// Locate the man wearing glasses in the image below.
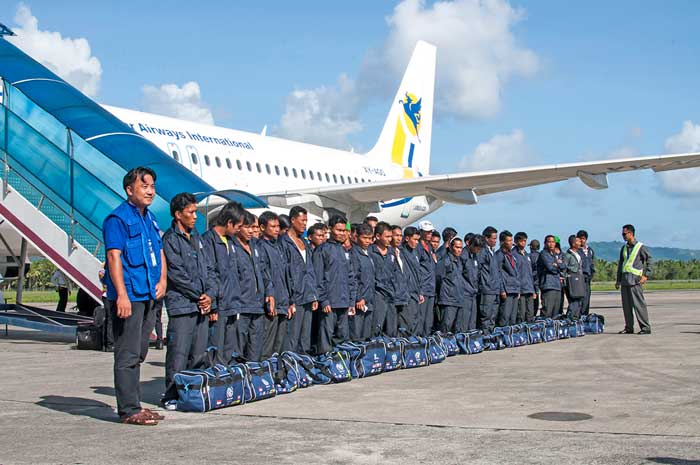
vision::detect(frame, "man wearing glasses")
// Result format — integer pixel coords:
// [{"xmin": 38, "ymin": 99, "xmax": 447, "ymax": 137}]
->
[{"xmin": 615, "ymin": 224, "xmax": 653, "ymax": 334}]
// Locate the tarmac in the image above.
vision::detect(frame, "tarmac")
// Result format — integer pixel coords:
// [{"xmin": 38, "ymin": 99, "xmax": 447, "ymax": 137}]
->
[{"xmin": 0, "ymin": 291, "xmax": 699, "ymax": 465}]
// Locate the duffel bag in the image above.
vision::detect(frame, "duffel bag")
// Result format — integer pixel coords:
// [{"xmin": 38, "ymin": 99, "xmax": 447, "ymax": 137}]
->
[
  {"xmin": 267, "ymin": 354, "xmax": 299, "ymax": 394},
  {"xmin": 337, "ymin": 340, "xmax": 386, "ymax": 378},
  {"xmin": 435, "ymin": 331, "xmax": 459, "ymax": 357},
  {"xmin": 512, "ymin": 324, "xmax": 529, "ymax": 347},
  {"xmin": 555, "ymin": 319, "xmax": 570, "ymax": 339},
  {"xmin": 399, "ymin": 336, "xmax": 429, "ymax": 368},
  {"xmin": 483, "ymin": 331, "xmax": 507, "ymax": 350},
  {"xmin": 241, "ymin": 361, "xmax": 277, "ymax": 402},
  {"xmin": 455, "ymin": 330, "xmax": 485, "ymax": 354},
  {"xmin": 568, "ymin": 319, "xmax": 586, "ymax": 338},
  {"xmin": 536, "ymin": 318, "xmax": 558, "ymax": 342},
  {"xmin": 493, "ymin": 326, "xmax": 514, "ymax": 348},
  {"xmin": 175, "ymin": 349, "xmax": 246, "ymax": 412},
  {"xmin": 526, "ymin": 321, "xmax": 545, "ymax": 344},
  {"xmin": 427, "ymin": 335, "xmax": 447, "ymax": 364},
  {"xmin": 583, "ymin": 313, "xmax": 605, "ymax": 334},
  {"xmin": 379, "ymin": 337, "xmax": 403, "ymax": 372},
  {"xmin": 310, "ymin": 352, "xmax": 352, "ymax": 384},
  {"xmin": 281, "ymin": 351, "xmax": 313, "ymax": 388}
]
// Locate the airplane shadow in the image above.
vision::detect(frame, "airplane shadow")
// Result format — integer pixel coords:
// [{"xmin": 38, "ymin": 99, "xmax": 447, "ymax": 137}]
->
[{"xmin": 647, "ymin": 458, "xmax": 700, "ymax": 465}]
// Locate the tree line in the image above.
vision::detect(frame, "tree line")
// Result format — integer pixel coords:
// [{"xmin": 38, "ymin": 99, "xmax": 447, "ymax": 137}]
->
[{"xmin": 592, "ymin": 259, "xmax": 700, "ymax": 282}]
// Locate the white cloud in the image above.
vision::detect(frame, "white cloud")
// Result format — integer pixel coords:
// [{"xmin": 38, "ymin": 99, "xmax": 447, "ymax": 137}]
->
[
  {"xmin": 141, "ymin": 82, "xmax": 215, "ymax": 125},
  {"xmin": 276, "ymin": 74, "xmax": 362, "ymax": 149},
  {"xmin": 658, "ymin": 121, "xmax": 700, "ymax": 195},
  {"xmin": 381, "ymin": 0, "xmax": 538, "ymax": 119},
  {"xmin": 459, "ymin": 129, "xmax": 534, "ymax": 171},
  {"xmin": 275, "ymin": 0, "xmax": 537, "ymax": 148},
  {"xmin": 8, "ymin": 4, "xmax": 102, "ymax": 97}
]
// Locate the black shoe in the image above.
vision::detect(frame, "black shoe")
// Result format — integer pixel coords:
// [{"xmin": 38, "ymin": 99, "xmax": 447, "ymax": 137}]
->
[
  {"xmin": 618, "ymin": 329, "xmax": 634, "ymax": 334},
  {"xmin": 103, "ymin": 344, "xmax": 114, "ymax": 352},
  {"xmin": 637, "ymin": 330, "xmax": 651, "ymax": 335},
  {"xmin": 155, "ymin": 339, "xmax": 164, "ymax": 350}
]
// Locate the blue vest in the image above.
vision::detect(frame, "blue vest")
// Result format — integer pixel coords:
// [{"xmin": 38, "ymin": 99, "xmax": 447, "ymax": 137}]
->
[{"xmin": 104, "ymin": 202, "xmax": 162, "ymax": 301}]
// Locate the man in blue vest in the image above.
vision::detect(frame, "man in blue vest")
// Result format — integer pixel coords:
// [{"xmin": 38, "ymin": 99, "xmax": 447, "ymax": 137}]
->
[
  {"xmin": 103, "ymin": 167, "xmax": 166, "ymax": 426},
  {"xmin": 160, "ymin": 192, "xmax": 216, "ymax": 411},
  {"xmin": 616, "ymin": 224, "xmax": 653, "ymax": 334}
]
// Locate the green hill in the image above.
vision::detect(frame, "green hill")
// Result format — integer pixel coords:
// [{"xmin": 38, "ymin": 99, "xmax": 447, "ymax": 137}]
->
[{"xmin": 589, "ymin": 241, "xmax": 700, "ymax": 262}]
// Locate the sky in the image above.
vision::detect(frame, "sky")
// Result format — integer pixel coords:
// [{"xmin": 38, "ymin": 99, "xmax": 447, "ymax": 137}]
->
[{"xmin": 4, "ymin": 1, "xmax": 700, "ymax": 248}]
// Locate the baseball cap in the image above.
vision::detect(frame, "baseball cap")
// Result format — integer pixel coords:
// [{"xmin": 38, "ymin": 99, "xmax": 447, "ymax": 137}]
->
[{"xmin": 419, "ymin": 220, "xmax": 435, "ymax": 232}]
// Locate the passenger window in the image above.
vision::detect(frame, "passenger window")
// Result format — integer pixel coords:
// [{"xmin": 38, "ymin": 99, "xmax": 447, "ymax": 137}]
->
[
  {"xmin": 284, "ymin": 167, "xmax": 289, "ymax": 177},
  {"xmin": 204, "ymin": 155, "xmax": 211, "ymax": 166},
  {"xmin": 226, "ymin": 158, "xmax": 232, "ymax": 169},
  {"xmin": 317, "ymin": 172, "xmax": 322, "ymax": 181},
  {"xmin": 340, "ymin": 175, "xmax": 346, "ymax": 184},
  {"xmin": 275, "ymin": 165, "xmax": 281, "ymax": 176},
  {"xmin": 215, "ymin": 157, "xmax": 221, "ymax": 168},
  {"xmin": 354, "ymin": 177, "xmax": 359, "ymax": 183},
  {"xmin": 309, "ymin": 171, "xmax": 314, "ymax": 180},
  {"xmin": 325, "ymin": 173, "xmax": 330, "ymax": 182},
  {"xmin": 292, "ymin": 168, "xmax": 298, "ymax": 178},
  {"xmin": 172, "ymin": 151, "xmax": 179, "ymax": 162},
  {"xmin": 256, "ymin": 162, "xmax": 262, "ymax": 173},
  {"xmin": 236, "ymin": 160, "xmax": 242, "ymax": 170},
  {"xmin": 301, "ymin": 169, "xmax": 306, "ymax": 179},
  {"xmin": 266, "ymin": 164, "xmax": 271, "ymax": 175},
  {"xmin": 191, "ymin": 153, "xmax": 198, "ymax": 165},
  {"xmin": 333, "ymin": 174, "xmax": 337, "ymax": 183},
  {"xmin": 246, "ymin": 161, "xmax": 252, "ymax": 171}
]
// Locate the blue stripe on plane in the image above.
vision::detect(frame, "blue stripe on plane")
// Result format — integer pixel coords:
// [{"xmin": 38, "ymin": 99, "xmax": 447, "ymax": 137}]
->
[
  {"xmin": 408, "ymin": 143, "xmax": 415, "ymax": 168},
  {"xmin": 381, "ymin": 197, "xmax": 413, "ymax": 208}
]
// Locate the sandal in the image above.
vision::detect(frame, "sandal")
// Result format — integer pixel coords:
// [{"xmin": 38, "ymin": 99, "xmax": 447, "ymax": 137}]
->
[
  {"xmin": 121, "ymin": 410, "xmax": 158, "ymax": 426},
  {"xmin": 142, "ymin": 408, "xmax": 165, "ymax": 421}
]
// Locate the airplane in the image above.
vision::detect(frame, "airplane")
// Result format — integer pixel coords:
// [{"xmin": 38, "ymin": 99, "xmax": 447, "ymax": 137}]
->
[{"xmin": 102, "ymin": 40, "xmax": 700, "ymax": 226}]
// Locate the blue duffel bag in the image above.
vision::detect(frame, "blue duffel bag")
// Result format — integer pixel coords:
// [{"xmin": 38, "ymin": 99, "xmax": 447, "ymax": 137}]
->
[
  {"xmin": 536, "ymin": 318, "xmax": 558, "ymax": 342},
  {"xmin": 434, "ymin": 331, "xmax": 459, "ymax": 357},
  {"xmin": 281, "ymin": 351, "xmax": 314, "ymax": 388},
  {"xmin": 483, "ymin": 331, "xmax": 507, "ymax": 350},
  {"xmin": 399, "ymin": 336, "xmax": 429, "ymax": 368},
  {"xmin": 455, "ymin": 330, "xmax": 485, "ymax": 354},
  {"xmin": 335, "ymin": 343, "xmax": 363, "ymax": 379},
  {"xmin": 526, "ymin": 321, "xmax": 545, "ymax": 344},
  {"xmin": 174, "ymin": 349, "xmax": 247, "ymax": 412},
  {"xmin": 583, "ymin": 313, "xmax": 605, "ymax": 334},
  {"xmin": 241, "ymin": 360, "xmax": 277, "ymax": 402},
  {"xmin": 377, "ymin": 337, "xmax": 402, "ymax": 372},
  {"xmin": 427, "ymin": 335, "xmax": 447, "ymax": 364},
  {"xmin": 493, "ymin": 326, "xmax": 515, "ymax": 348},
  {"xmin": 555, "ymin": 318, "xmax": 570, "ymax": 339},
  {"xmin": 341, "ymin": 340, "xmax": 386, "ymax": 378},
  {"xmin": 309, "ymin": 352, "xmax": 352, "ymax": 384},
  {"xmin": 568, "ymin": 319, "xmax": 586, "ymax": 337},
  {"xmin": 267, "ymin": 354, "xmax": 299, "ymax": 394},
  {"xmin": 514, "ymin": 324, "xmax": 530, "ymax": 346}
]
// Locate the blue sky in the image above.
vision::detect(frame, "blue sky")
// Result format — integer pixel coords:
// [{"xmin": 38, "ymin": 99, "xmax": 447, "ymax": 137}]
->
[{"xmin": 5, "ymin": 1, "xmax": 700, "ymax": 248}]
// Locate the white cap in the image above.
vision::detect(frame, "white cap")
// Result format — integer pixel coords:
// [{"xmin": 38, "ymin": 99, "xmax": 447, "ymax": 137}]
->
[{"xmin": 418, "ymin": 220, "xmax": 435, "ymax": 232}]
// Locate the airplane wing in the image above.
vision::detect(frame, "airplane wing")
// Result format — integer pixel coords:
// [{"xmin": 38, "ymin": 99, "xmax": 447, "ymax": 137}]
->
[{"xmin": 257, "ymin": 152, "xmax": 700, "ymax": 217}]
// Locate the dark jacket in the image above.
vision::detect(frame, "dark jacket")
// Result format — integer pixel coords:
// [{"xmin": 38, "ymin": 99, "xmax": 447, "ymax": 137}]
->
[
  {"xmin": 399, "ymin": 244, "xmax": 422, "ymax": 302},
  {"xmin": 163, "ymin": 224, "xmax": 217, "ymax": 317},
  {"xmin": 350, "ymin": 245, "xmax": 375, "ymax": 306},
  {"xmin": 313, "ymin": 239, "xmax": 356, "ymax": 309},
  {"xmin": 391, "ymin": 246, "xmax": 409, "ymax": 305},
  {"xmin": 538, "ymin": 250, "xmax": 566, "ymax": 291},
  {"xmin": 616, "ymin": 241, "xmax": 653, "ymax": 287},
  {"xmin": 460, "ymin": 249, "xmax": 479, "ymax": 297},
  {"xmin": 513, "ymin": 247, "xmax": 535, "ymax": 294},
  {"xmin": 418, "ymin": 241, "xmax": 437, "ymax": 297},
  {"xmin": 530, "ymin": 250, "xmax": 540, "ymax": 292},
  {"xmin": 201, "ymin": 229, "xmax": 239, "ymax": 317},
  {"xmin": 477, "ymin": 247, "xmax": 502, "ymax": 295},
  {"xmin": 232, "ymin": 236, "xmax": 274, "ymax": 314},
  {"xmin": 259, "ymin": 237, "xmax": 292, "ymax": 314},
  {"xmin": 436, "ymin": 252, "xmax": 465, "ymax": 306},
  {"xmin": 578, "ymin": 246, "xmax": 596, "ymax": 280},
  {"xmin": 279, "ymin": 233, "xmax": 318, "ymax": 306},
  {"xmin": 368, "ymin": 244, "xmax": 397, "ymax": 301},
  {"xmin": 494, "ymin": 248, "xmax": 520, "ymax": 294}
]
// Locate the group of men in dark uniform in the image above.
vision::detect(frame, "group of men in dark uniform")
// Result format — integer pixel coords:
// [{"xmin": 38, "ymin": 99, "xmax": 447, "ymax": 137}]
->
[{"xmin": 103, "ymin": 167, "xmax": 651, "ymax": 426}]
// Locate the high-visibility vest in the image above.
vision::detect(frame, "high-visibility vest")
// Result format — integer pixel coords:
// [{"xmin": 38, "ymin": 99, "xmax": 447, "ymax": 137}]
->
[{"xmin": 622, "ymin": 242, "xmax": 644, "ymax": 277}]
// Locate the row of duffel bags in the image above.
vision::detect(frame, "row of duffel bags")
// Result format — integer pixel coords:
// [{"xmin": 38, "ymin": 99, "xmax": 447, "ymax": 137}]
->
[{"xmin": 174, "ymin": 313, "xmax": 605, "ymax": 412}]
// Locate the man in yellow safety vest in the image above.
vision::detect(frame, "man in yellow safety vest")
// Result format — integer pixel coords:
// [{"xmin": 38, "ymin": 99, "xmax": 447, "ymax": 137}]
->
[{"xmin": 615, "ymin": 224, "xmax": 653, "ymax": 334}]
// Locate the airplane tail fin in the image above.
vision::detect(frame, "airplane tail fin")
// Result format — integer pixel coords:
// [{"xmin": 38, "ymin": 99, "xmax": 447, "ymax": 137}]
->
[{"xmin": 366, "ymin": 40, "xmax": 436, "ymax": 177}]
